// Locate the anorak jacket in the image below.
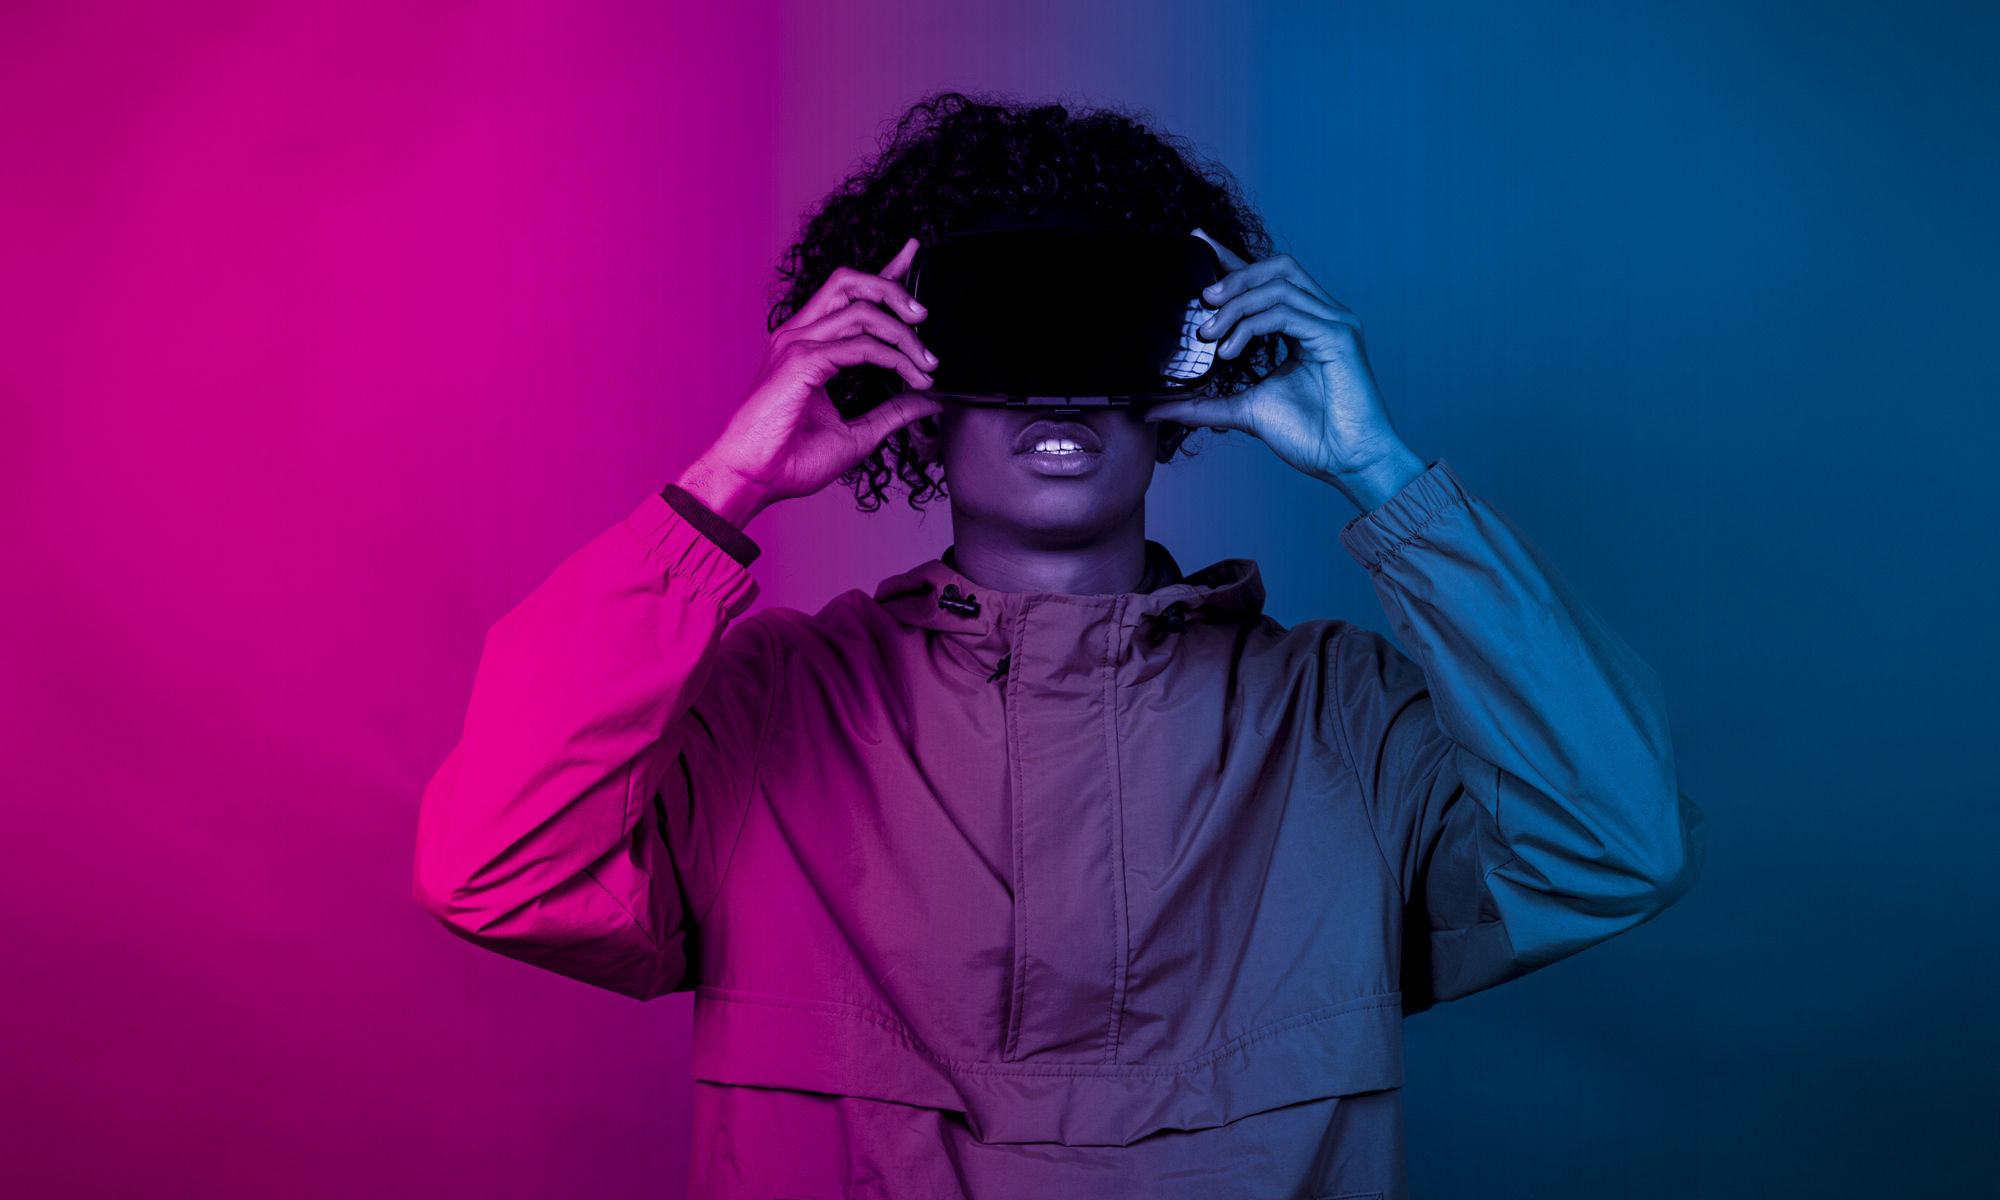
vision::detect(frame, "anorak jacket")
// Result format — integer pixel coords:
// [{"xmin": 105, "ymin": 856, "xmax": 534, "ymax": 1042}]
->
[{"xmin": 413, "ymin": 458, "xmax": 1707, "ymax": 1199}]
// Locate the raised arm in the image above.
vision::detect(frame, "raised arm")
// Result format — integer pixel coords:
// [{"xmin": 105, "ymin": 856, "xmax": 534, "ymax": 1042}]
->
[
  {"xmin": 412, "ymin": 233, "xmax": 946, "ymax": 999},
  {"xmin": 1327, "ymin": 459, "xmax": 1708, "ymax": 1014},
  {"xmin": 1143, "ymin": 233, "xmax": 1706, "ymax": 1015},
  {"xmin": 411, "ymin": 487, "xmax": 772, "ymax": 1000}
]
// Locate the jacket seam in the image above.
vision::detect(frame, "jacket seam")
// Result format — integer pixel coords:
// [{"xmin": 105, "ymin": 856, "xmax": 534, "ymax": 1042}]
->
[
  {"xmin": 580, "ymin": 760, "xmax": 658, "ymax": 951},
  {"xmin": 697, "ymin": 986, "xmax": 1401, "ymax": 1079},
  {"xmin": 1331, "ymin": 634, "xmax": 1529, "ymax": 937},
  {"xmin": 1002, "ymin": 601, "xmax": 1030, "ymax": 1060},
  {"xmin": 1328, "ymin": 628, "xmax": 1410, "ymax": 906},
  {"xmin": 1105, "ymin": 597, "xmax": 1129, "ymax": 1065},
  {"xmin": 694, "ymin": 615, "xmax": 781, "ymax": 928}
]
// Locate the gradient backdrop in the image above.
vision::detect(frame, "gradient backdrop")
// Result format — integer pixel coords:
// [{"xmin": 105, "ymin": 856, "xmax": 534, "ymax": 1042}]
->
[{"xmin": 5, "ymin": 1, "xmax": 1995, "ymax": 1196}]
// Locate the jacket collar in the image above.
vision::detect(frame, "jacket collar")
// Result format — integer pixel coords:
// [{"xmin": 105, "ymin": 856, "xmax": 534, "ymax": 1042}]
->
[{"xmin": 871, "ymin": 538, "xmax": 1267, "ymax": 642}]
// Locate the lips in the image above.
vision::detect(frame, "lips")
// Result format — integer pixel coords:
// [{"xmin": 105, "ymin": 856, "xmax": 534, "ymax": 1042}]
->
[{"xmin": 1013, "ymin": 419, "xmax": 1104, "ymax": 454}]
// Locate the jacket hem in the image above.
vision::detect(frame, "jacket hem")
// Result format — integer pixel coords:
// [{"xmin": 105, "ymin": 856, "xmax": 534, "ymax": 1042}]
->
[{"xmin": 689, "ymin": 984, "xmax": 1406, "ymax": 1146}]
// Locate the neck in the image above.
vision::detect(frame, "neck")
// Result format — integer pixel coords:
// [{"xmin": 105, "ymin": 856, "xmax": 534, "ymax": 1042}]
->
[{"xmin": 945, "ymin": 508, "xmax": 1152, "ymax": 596}]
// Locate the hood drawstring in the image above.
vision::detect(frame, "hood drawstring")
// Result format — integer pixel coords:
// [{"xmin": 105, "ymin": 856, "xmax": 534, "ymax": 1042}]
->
[
  {"xmin": 934, "ymin": 585, "xmax": 1008, "ymax": 683},
  {"xmin": 938, "ymin": 583, "xmax": 980, "ymax": 618}
]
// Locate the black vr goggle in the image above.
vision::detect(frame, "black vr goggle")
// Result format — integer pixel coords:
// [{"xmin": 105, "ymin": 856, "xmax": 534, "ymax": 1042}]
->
[{"xmin": 903, "ymin": 227, "xmax": 1225, "ymax": 411}]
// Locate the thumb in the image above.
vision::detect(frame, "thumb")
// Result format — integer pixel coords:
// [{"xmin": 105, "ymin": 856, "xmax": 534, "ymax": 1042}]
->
[
  {"xmin": 1143, "ymin": 393, "xmax": 1247, "ymax": 433},
  {"xmin": 852, "ymin": 392, "xmax": 946, "ymax": 451}
]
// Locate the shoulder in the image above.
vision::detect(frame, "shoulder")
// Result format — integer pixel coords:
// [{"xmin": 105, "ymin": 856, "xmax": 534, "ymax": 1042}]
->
[
  {"xmin": 1239, "ymin": 612, "xmax": 1391, "ymax": 670},
  {"xmin": 1235, "ymin": 615, "xmax": 1427, "ymax": 717},
  {"xmin": 748, "ymin": 588, "xmax": 895, "ymax": 647},
  {"xmin": 736, "ymin": 588, "xmax": 905, "ymax": 682}
]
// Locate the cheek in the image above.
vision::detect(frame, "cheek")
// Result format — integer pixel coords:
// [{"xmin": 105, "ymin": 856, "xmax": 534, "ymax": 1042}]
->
[{"xmin": 937, "ymin": 430, "xmax": 1009, "ymax": 482}]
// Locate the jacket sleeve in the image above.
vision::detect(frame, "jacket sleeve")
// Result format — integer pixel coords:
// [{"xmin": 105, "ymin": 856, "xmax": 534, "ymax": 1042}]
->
[
  {"xmin": 411, "ymin": 490, "xmax": 777, "ymax": 1001},
  {"xmin": 1326, "ymin": 459, "xmax": 1708, "ymax": 1015}
]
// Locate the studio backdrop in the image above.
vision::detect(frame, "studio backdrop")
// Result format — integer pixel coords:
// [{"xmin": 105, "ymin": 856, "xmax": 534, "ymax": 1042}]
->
[{"xmin": 3, "ymin": 1, "xmax": 1993, "ymax": 1197}]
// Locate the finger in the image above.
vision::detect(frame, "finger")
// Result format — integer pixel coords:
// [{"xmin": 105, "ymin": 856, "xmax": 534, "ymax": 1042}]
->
[
  {"xmin": 788, "ymin": 300, "xmax": 939, "ymax": 374},
  {"xmin": 1190, "ymin": 227, "xmax": 1251, "ymax": 272},
  {"xmin": 786, "ymin": 252, "xmax": 930, "ymax": 331},
  {"xmin": 879, "ymin": 235, "xmax": 921, "ymax": 281},
  {"xmin": 1140, "ymin": 391, "xmax": 1252, "ymax": 434},
  {"xmin": 1213, "ymin": 303, "xmax": 1329, "ymax": 361},
  {"xmin": 1201, "ymin": 250, "xmax": 1339, "ymax": 311},
  {"xmin": 789, "ymin": 263, "xmax": 928, "ymax": 330},
  {"xmin": 800, "ymin": 333, "xmax": 937, "ymax": 391},
  {"xmin": 850, "ymin": 390, "xmax": 946, "ymax": 452},
  {"xmin": 1197, "ymin": 278, "xmax": 1350, "ymax": 347}
]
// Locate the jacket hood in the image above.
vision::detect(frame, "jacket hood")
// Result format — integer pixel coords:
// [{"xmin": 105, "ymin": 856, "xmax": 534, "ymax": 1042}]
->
[{"xmin": 871, "ymin": 539, "xmax": 1268, "ymax": 672}]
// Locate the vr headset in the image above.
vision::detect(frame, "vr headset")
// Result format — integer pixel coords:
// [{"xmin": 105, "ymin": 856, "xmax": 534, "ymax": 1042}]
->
[{"xmin": 904, "ymin": 227, "xmax": 1225, "ymax": 411}]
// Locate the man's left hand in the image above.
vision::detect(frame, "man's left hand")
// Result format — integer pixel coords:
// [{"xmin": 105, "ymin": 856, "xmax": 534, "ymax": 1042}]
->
[{"xmin": 1144, "ymin": 229, "xmax": 1427, "ymax": 513}]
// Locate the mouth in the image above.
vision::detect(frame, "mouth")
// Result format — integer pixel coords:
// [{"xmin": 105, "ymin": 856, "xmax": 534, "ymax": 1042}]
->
[{"xmin": 1013, "ymin": 419, "xmax": 1105, "ymax": 457}]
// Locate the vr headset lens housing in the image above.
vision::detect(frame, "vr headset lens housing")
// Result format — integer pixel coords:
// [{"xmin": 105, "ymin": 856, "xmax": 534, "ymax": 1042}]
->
[{"xmin": 906, "ymin": 228, "xmax": 1225, "ymax": 407}]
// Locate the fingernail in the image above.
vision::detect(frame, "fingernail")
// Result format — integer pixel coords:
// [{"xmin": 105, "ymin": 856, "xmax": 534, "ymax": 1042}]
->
[
  {"xmin": 1203, "ymin": 283, "xmax": 1222, "ymax": 298},
  {"xmin": 923, "ymin": 349, "xmax": 938, "ymax": 365}
]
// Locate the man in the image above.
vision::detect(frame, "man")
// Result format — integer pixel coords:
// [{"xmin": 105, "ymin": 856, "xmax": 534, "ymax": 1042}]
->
[{"xmin": 414, "ymin": 93, "xmax": 1706, "ymax": 1199}]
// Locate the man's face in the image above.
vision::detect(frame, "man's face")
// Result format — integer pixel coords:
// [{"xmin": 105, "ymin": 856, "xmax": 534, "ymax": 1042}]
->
[
  {"xmin": 928, "ymin": 403, "xmax": 1169, "ymax": 543},
  {"xmin": 914, "ymin": 201, "xmax": 1179, "ymax": 543}
]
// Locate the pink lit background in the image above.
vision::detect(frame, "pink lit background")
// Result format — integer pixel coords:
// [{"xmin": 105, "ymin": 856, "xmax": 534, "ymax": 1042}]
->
[{"xmin": 7, "ymin": 2, "xmax": 1995, "ymax": 1196}]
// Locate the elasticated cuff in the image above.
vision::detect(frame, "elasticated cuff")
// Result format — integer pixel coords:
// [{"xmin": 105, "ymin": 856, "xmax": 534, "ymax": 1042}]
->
[
  {"xmin": 660, "ymin": 483, "xmax": 762, "ymax": 567},
  {"xmin": 1338, "ymin": 458, "xmax": 1471, "ymax": 571},
  {"xmin": 625, "ymin": 491, "xmax": 762, "ymax": 618}
]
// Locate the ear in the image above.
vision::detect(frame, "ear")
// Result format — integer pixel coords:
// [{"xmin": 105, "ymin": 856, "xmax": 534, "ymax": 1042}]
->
[{"xmin": 1154, "ymin": 419, "xmax": 1193, "ymax": 463}]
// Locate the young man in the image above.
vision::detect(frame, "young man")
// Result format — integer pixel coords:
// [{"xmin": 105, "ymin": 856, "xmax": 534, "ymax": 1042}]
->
[{"xmin": 413, "ymin": 94, "xmax": 1706, "ymax": 1199}]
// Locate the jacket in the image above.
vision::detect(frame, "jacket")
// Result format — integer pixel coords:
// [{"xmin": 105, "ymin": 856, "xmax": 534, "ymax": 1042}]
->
[{"xmin": 412, "ymin": 458, "xmax": 1708, "ymax": 1199}]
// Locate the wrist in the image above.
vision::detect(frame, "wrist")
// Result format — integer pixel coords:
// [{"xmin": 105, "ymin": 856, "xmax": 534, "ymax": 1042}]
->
[
  {"xmin": 674, "ymin": 454, "xmax": 772, "ymax": 530},
  {"xmin": 1324, "ymin": 442, "xmax": 1428, "ymax": 515}
]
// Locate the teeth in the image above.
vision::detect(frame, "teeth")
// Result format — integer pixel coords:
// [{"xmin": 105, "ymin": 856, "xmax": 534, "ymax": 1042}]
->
[{"xmin": 1031, "ymin": 439, "xmax": 1086, "ymax": 453}]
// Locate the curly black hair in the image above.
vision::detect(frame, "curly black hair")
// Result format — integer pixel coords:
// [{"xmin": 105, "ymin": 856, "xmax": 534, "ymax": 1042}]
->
[{"xmin": 768, "ymin": 90, "xmax": 1283, "ymax": 513}]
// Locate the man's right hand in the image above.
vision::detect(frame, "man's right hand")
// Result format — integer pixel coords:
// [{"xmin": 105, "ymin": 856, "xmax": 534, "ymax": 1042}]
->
[{"xmin": 676, "ymin": 236, "xmax": 945, "ymax": 529}]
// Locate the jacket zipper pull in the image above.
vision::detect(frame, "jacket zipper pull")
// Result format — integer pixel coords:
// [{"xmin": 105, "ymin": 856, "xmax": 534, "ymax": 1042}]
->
[{"xmin": 986, "ymin": 652, "xmax": 1010, "ymax": 683}]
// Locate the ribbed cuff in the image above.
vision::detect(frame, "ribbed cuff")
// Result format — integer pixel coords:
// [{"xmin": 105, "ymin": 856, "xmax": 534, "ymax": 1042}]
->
[
  {"xmin": 1338, "ymin": 458, "xmax": 1470, "ymax": 571},
  {"xmin": 625, "ymin": 491, "xmax": 762, "ymax": 618},
  {"xmin": 660, "ymin": 483, "xmax": 762, "ymax": 567}
]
